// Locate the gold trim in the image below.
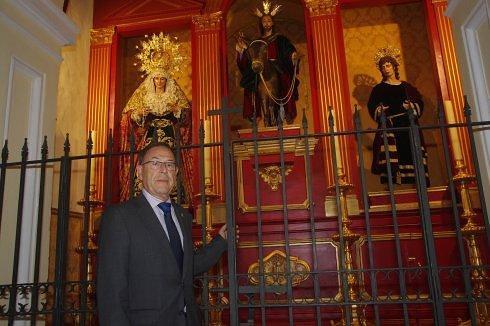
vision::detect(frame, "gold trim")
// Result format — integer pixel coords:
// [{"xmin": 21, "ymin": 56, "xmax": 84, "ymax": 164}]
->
[
  {"xmin": 90, "ymin": 27, "xmax": 114, "ymax": 45},
  {"xmin": 237, "ymin": 124, "xmax": 303, "ymax": 135},
  {"xmin": 236, "ymin": 158, "xmax": 309, "ymax": 212},
  {"xmin": 304, "ymin": 0, "xmax": 339, "ymax": 16},
  {"xmin": 258, "ymin": 165, "xmax": 293, "ymax": 191},
  {"xmin": 234, "ymin": 132, "xmax": 318, "ymax": 212},
  {"xmin": 238, "ymin": 238, "xmax": 336, "ymax": 249},
  {"xmin": 233, "ymin": 137, "xmax": 318, "ymax": 158},
  {"xmin": 367, "ymin": 200, "xmax": 451, "ymax": 213},
  {"xmin": 237, "ymin": 231, "xmax": 457, "ymax": 249},
  {"xmin": 247, "ymin": 250, "xmax": 310, "ymax": 288},
  {"xmin": 368, "ymin": 185, "xmax": 447, "ymax": 197},
  {"xmin": 192, "ymin": 12, "xmax": 223, "ymax": 31}
]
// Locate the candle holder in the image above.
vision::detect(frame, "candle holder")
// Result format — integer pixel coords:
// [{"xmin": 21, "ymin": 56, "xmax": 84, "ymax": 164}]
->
[
  {"xmin": 75, "ymin": 184, "xmax": 103, "ymax": 324},
  {"xmin": 452, "ymin": 161, "xmax": 489, "ymax": 325},
  {"xmin": 328, "ymin": 172, "xmax": 369, "ymax": 326},
  {"xmin": 194, "ymin": 177, "xmax": 224, "ymax": 325}
]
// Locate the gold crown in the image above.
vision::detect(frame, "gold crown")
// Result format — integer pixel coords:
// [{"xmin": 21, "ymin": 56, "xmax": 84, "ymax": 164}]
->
[
  {"xmin": 254, "ymin": 1, "xmax": 282, "ymax": 17},
  {"xmin": 135, "ymin": 32, "xmax": 185, "ymax": 77},
  {"xmin": 373, "ymin": 46, "xmax": 401, "ymax": 67}
]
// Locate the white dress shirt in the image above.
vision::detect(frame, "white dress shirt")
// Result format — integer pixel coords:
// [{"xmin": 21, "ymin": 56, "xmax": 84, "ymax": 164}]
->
[{"xmin": 142, "ymin": 189, "xmax": 184, "ymax": 248}]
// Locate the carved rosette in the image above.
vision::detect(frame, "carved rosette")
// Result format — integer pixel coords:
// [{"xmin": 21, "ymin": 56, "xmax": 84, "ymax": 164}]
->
[
  {"xmin": 248, "ymin": 250, "xmax": 310, "ymax": 288},
  {"xmin": 90, "ymin": 27, "xmax": 115, "ymax": 45},
  {"xmin": 258, "ymin": 165, "xmax": 293, "ymax": 191},
  {"xmin": 192, "ymin": 11, "xmax": 223, "ymax": 32},
  {"xmin": 304, "ymin": 0, "xmax": 339, "ymax": 16}
]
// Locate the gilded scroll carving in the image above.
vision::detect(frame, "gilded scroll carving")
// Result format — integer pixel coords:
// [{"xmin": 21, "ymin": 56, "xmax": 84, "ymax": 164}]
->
[
  {"xmin": 248, "ymin": 250, "xmax": 310, "ymax": 288},
  {"xmin": 192, "ymin": 12, "xmax": 223, "ymax": 31},
  {"xmin": 304, "ymin": 0, "xmax": 339, "ymax": 16},
  {"xmin": 90, "ymin": 27, "xmax": 115, "ymax": 45},
  {"xmin": 258, "ymin": 165, "xmax": 293, "ymax": 191}
]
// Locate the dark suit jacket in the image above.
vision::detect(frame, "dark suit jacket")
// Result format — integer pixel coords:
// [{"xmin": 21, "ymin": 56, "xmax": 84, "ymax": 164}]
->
[{"xmin": 97, "ymin": 195, "xmax": 227, "ymax": 326}]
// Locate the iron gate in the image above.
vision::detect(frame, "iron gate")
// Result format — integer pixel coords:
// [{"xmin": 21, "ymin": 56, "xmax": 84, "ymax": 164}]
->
[{"xmin": 0, "ymin": 98, "xmax": 489, "ymax": 325}]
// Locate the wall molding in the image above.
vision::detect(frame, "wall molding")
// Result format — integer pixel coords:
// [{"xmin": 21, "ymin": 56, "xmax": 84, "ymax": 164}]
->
[
  {"xmin": 0, "ymin": 11, "xmax": 62, "ymax": 62},
  {"xmin": 7, "ymin": 0, "xmax": 78, "ymax": 45},
  {"xmin": 445, "ymin": 0, "xmax": 463, "ymax": 17}
]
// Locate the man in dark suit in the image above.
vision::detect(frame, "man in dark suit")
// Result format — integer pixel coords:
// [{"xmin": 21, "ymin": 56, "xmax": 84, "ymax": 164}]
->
[{"xmin": 97, "ymin": 142, "xmax": 228, "ymax": 325}]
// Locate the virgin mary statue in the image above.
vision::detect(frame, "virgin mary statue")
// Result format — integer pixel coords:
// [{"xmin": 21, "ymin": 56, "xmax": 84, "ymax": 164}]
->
[{"xmin": 119, "ymin": 33, "xmax": 192, "ymax": 201}]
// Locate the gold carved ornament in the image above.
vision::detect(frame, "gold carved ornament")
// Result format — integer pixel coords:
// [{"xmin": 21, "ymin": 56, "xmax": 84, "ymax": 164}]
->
[
  {"xmin": 191, "ymin": 12, "xmax": 223, "ymax": 31},
  {"xmin": 258, "ymin": 165, "xmax": 293, "ymax": 191},
  {"xmin": 304, "ymin": 0, "xmax": 339, "ymax": 16},
  {"xmin": 248, "ymin": 250, "xmax": 310, "ymax": 288},
  {"xmin": 90, "ymin": 27, "xmax": 115, "ymax": 45}
]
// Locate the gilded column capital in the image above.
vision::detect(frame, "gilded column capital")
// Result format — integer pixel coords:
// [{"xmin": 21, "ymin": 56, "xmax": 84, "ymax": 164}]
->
[
  {"xmin": 304, "ymin": 0, "xmax": 339, "ymax": 16},
  {"xmin": 192, "ymin": 11, "xmax": 223, "ymax": 31},
  {"xmin": 90, "ymin": 27, "xmax": 115, "ymax": 45}
]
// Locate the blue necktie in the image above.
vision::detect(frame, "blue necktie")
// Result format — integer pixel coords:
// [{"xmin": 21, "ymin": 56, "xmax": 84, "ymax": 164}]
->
[{"xmin": 157, "ymin": 202, "xmax": 183, "ymax": 275}]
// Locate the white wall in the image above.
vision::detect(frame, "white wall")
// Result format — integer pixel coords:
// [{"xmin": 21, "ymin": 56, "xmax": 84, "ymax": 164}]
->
[
  {"xmin": 53, "ymin": 0, "xmax": 94, "ymax": 213},
  {"xmin": 0, "ymin": 0, "xmax": 77, "ymax": 298},
  {"xmin": 446, "ymin": 0, "xmax": 490, "ymax": 220}
]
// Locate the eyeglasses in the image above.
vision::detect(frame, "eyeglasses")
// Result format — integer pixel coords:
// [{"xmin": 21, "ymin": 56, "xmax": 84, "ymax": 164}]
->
[{"xmin": 142, "ymin": 160, "xmax": 177, "ymax": 171}]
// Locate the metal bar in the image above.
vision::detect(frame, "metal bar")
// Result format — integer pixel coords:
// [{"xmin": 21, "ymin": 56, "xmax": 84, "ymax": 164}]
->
[
  {"xmin": 251, "ymin": 115, "xmax": 267, "ymax": 324},
  {"xmin": 328, "ymin": 109, "xmax": 351, "ymax": 325},
  {"xmin": 0, "ymin": 140, "xmax": 8, "ymax": 237},
  {"xmin": 30, "ymin": 137, "xmax": 48, "ymax": 325},
  {"xmin": 79, "ymin": 132, "xmax": 94, "ymax": 326},
  {"xmin": 129, "ymin": 130, "xmax": 136, "ymax": 198},
  {"xmin": 8, "ymin": 139, "xmax": 29, "ymax": 325},
  {"xmin": 463, "ymin": 96, "xmax": 490, "ymax": 245},
  {"xmin": 379, "ymin": 110, "xmax": 409, "ymax": 325},
  {"xmin": 301, "ymin": 111, "xmax": 322, "ymax": 326},
  {"xmin": 53, "ymin": 135, "xmax": 72, "ymax": 326},
  {"xmin": 277, "ymin": 117, "xmax": 295, "ymax": 326},
  {"xmin": 104, "ymin": 129, "xmax": 114, "ymax": 205},
  {"xmin": 198, "ymin": 120, "xmax": 209, "ymax": 326},
  {"xmin": 219, "ymin": 100, "xmax": 239, "ymax": 326},
  {"xmin": 174, "ymin": 121, "xmax": 183, "ymax": 205},
  {"xmin": 438, "ymin": 106, "xmax": 477, "ymax": 325},
  {"xmin": 407, "ymin": 109, "xmax": 445, "ymax": 325},
  {"xmin": 354, "ymin": 108, "xmax": 380, "ymax": 325}
]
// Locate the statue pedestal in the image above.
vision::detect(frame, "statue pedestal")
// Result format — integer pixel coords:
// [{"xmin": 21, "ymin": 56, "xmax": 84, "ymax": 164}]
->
[{"xmin": 234, "ymin": 125, "xmax": 318, "ymax": 214}]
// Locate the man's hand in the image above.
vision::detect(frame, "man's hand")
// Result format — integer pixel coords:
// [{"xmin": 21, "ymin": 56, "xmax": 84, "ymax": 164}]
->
[{"xmin": 218, "ymin": 224, "xmax": 239, "ymax": 241}]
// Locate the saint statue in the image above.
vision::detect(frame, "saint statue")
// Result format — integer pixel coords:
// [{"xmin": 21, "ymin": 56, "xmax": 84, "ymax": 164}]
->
[
  {"xmin": 367, "ymin": 46, "xmax": 429, "ymax": 186},
  {"xmin": 120, "ymin": 33, "xmax": 191, "ymax": 201},
  {"xmin": 235, "ymin": 0, "xmax": 299, "ymax": 127}
]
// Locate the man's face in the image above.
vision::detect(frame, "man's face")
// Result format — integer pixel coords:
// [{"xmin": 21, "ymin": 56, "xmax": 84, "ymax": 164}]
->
[
  {"xmin": 381, "ymin": 62, "xmax": 394, "ymax": 78},
  {"xmin": 136, "ymin": 146, "xmax": 178, "ymax": 201},
  {"xmin": 261, "ymin": 15, "xmax": 273, "ymax": 33}
]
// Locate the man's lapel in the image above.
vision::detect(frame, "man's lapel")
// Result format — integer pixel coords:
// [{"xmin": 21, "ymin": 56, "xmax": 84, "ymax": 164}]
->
[
  {"xmin": 173, "ymin": 203, "xmax": 191, "ymax": 279},
  {"xmin": 135, "ymin": 195, "xmax": 179, "ymax": 272}
]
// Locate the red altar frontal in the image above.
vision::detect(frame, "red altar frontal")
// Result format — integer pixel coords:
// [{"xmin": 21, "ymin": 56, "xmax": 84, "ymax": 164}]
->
[{"xmin": 81, "ymin": 0, "xmax": 489, "ymax": 324}]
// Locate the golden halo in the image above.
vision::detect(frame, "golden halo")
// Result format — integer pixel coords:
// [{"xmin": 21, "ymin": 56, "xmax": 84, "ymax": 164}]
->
[
  {"xmin": 373, "ymin": 46, "xmax": 401, "ymax": 67},
  {"xmin": 135, "ymin": 32, "xmax": 185, "ymax": 77},
  {"xmin": 254, "ymin": 1, "xmax": 282, "ymax": 17}
]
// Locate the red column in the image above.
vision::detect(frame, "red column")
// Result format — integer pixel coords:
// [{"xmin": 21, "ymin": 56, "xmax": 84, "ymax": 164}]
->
[
  {"xmin": 425, "ymin": 0, "xmax": 472, "ymax": 171},
  {"xmin": 86, "ymin": 27, "xmax": 114, "ymax": 196},
  {"xmin": 304, "ymin": 0, "xmax": 358, "ymax": 189},
  {"xmin": 191, "ymin": 12, "xmax": 225, "ymax": 200}
]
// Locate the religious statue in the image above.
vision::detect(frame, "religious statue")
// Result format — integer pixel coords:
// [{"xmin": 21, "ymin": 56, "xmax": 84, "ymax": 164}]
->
[
  {"xmin": 235, "ymin": 0, "xmax": 299, "ymax": 127},
  {"xmin": 120, "ymin": 33, "xmax": 191, "ymax": 201},
  {"xmin": 367, "ymin": 46, "xmax": 429, "ymax": 186}
]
